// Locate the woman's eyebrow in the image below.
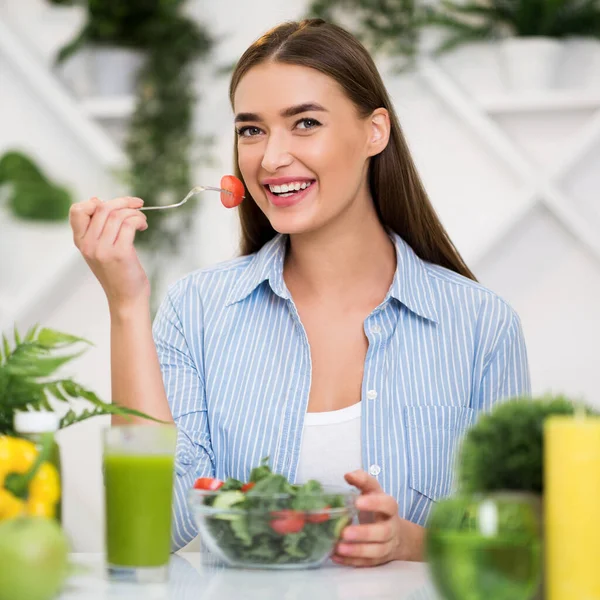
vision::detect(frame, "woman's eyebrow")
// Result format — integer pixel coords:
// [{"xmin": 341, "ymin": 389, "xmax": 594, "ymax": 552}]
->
[{"xmin": 234, "ymin": 102, "xmax": 328, "ymax": 123}]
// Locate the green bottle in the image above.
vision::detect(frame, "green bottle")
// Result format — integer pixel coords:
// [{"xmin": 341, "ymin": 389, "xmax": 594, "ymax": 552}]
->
[{"xmin": 13, "ymin": 411, "xmax": 62, "ymax": 523}]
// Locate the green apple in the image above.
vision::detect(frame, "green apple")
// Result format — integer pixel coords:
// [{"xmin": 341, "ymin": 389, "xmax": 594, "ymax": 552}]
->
[{"xmin": 0, "ymin": 517, "xmax": 69, "ymax": 600}]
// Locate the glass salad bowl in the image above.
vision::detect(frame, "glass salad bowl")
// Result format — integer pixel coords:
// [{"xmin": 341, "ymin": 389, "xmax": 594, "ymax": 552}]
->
[{"xmin": 188, "ymin": 476, "xmax": 358, "ymax": 570}]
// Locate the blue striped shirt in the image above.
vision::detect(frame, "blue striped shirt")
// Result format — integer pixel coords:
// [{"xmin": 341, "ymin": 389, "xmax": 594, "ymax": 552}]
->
[{"xmin": 153, "ymin": 232, "xmax": 531, "ymax": 550}]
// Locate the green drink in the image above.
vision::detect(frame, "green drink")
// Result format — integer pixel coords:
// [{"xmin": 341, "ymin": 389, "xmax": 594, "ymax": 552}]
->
[
  {"xmin": 426, "ymin": 493, "xmax": 542, "ymax": 600},
  {"xmin": 103, "ymin": 425, "xmax": 177, "ymax": 583},
  {"xmin": 428, "ymin": 531, "xmax": 541, "ymax": 600}
]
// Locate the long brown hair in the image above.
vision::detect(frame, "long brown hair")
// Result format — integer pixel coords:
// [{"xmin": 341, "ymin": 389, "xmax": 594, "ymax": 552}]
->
[{"xmin": 228, "ymin": 19, "xmax": 476, "ymax": 281}]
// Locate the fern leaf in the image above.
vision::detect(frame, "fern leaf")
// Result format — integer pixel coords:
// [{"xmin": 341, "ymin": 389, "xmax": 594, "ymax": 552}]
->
[
  {"xmin": 59, "ymin": 407, "xmax": 107, "ymax": 428},
  {"xmin": 3, "ymin": 350, "xmax": 86, "ymax": 378},
  {"xmin": 37, "ymin": 328, "xmax": 92, "ymax": 349},
  {"xmin": 24, "ymin": 324, "xmax": 39, "ymax": 343},
  {"xmin": 1, "ymin": 335, "xmax": 9, "ymax": 363}
]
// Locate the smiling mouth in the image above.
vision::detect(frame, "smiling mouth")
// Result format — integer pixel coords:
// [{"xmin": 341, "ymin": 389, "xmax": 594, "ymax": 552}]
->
[{"xmin": 264, "ymin": 180, "xmax": 316, "ymax": 198}]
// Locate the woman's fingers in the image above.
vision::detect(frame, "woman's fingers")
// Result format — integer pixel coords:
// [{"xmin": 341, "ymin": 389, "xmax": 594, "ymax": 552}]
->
[
  {"xmin": 341, "ymin": 520, "xmax": 394, "ymax": 544},
  {"xmin": 69, "ymin": 197, "xmax": 102, "ymax": 243},
  {"xmin": 332, "ymin": 554, "xmax": 386, "ymax": 568},
  {"xmin": 114, "ymin": 215, "xmax": 148, "ymax": 252},
  {"xmin": 68, "ymin": 196, "xmax": 150, "ymax": 305},
  {"xmin": 355, "ymin": 493, "xmax": 398, "ymax": 518},
  {"xmin": 345, "ymin": 470, "xmax": 383, "ymax": 494},
  {"xmin": 98, "ymin": 208, "xmax": 147, "ymax": 247},
  {"xmin": 335, "ymin": 540, "xmax": 395, "ymax": 560},
  {"xmin": 84, "ymin": 196, "xmax": 143, "ymax": 241}
]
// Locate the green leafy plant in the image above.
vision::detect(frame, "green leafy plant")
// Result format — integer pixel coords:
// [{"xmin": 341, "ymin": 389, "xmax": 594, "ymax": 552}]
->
[
  {"xmin": 124, "ymin": 14, "xmax": 213, "ymax": 258},
  {"xmin": 48, "ymin": 0, "xmax": 182, "ymax": 63},
  {"xmin": 0, "ymin": 325, "xmax": 161, "ymax": 435},
  {"xmin": 307, "ymin": 0, "xmax": 421, "ymax": 68},
  {"xmin": 424, "ymin": 0, "xmax": 600, "ymax": 55},
  {"xmin": 458, "ymin": 395, "xmax": 595, "ymax": 495},
  {"xmin": 0, "ymin": 151, "xmax": 71, "ymax": 221},
  {"xmin": 49, "ymin": 0, "xmax": 214, "ymax": 303},
  {"xmin": 196, "ymin": 461, "xmax": 355, "ymax": 566}
]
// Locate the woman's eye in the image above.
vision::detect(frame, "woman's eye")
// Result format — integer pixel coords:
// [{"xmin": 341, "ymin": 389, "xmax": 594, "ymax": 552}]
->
[
  {"xmin": 296, "ymin": 118, "xmax": 321, "ymax": 130},
  {"xmin": 236, "ymin": 126, "xmax": 262, "ymax": 137}
]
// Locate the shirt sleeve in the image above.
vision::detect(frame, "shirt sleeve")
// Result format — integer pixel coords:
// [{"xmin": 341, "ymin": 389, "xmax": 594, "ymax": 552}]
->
[
  {"xmin": 152, "ymin": 281, "xmax": 215, "ymax": 551},
  {"xmin": 472, "ymin": 309, "xmax": 531, "ymax": 413}
]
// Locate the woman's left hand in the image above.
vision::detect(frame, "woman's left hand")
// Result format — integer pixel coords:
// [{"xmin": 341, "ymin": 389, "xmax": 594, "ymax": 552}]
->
[{"xmin": 332, "ymin": 470, "xmax": 425, "ymax": 567}]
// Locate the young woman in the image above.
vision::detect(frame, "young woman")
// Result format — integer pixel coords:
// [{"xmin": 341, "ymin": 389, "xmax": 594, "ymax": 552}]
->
[{"xmin": 69, "ymin": 19, "xmax": 530, "ymax": 566}]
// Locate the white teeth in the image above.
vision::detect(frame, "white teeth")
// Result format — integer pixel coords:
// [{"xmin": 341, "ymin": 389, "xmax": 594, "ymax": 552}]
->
[{"xmin": 268, "ymin": 181, "xmax": 312, "ymax": 194}]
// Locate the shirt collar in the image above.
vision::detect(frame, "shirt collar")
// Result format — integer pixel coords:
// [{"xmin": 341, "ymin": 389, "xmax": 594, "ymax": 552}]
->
[
  {"xmin": 225, "ymin": 234, "xmax": 290, "ymax": 306},
  {"xmin": 387, "ymin": 232, "xmax": 439, "ymax": 323},
  {"xmin": 225, "ymin": 231, "xmax": 439, "ymax": 323}
]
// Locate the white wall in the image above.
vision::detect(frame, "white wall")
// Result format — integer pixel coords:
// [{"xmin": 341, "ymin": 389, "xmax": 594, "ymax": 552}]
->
[{"xmin": 2, "ymin": 0, "xmax": 599, "ymax": 551}]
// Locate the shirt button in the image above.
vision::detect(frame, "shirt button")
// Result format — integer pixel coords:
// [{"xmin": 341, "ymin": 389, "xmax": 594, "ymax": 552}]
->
[
  {"xmin": 370, "ymin": 324, "xmax": 382, "ymax": 334},
  {"xmin": 369, "ymin": 464, "xmax": 381, "ymax": 477},
  {"xmin": 366, "ymin": 389, "xmax": 378, "ymax": 400}
]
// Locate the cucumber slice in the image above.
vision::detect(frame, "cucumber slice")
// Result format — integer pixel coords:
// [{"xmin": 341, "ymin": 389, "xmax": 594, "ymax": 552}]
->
[{"xmin": 212, "ymin": 490, "xmax": 245, "ymax": 521}]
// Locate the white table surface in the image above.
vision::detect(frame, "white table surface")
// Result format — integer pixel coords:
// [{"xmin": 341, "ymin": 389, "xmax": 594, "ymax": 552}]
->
[{"xmin": 59, "ymin": 553, "xmax": 440, "ymax": 600}]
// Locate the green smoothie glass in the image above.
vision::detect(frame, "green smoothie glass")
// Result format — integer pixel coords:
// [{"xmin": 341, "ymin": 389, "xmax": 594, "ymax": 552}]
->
[{"xmin": 103, "ymin": 425, "xmax": 177, "ymax": 582}]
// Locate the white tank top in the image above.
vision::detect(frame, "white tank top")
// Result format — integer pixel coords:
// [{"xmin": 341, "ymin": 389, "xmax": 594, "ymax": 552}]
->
[{"xmin": 295, "ymin": 402, "xmax": 362, "ymax": 487}]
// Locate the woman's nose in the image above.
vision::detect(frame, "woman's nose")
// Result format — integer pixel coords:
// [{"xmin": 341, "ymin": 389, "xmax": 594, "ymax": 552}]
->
[{"xmin": 261, "ymin": 133, "xmax": 293, "ymax": 173}]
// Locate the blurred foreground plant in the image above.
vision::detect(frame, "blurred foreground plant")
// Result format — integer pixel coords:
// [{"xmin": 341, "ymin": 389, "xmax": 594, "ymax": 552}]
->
[
  {"xmin": 458, "ymin": 394, "xmax": 595, "ymax": 495},
  {"xmin": 0, "ymin": 325, "xmax": 162, "ymax": 435}
]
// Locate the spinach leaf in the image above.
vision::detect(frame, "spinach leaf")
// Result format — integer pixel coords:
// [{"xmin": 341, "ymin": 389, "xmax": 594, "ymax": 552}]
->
[
  {"xmin": 230, "ymin": 516, "xmax": 252, "ymax": 547},
  {"xmin": 221, "ymin": 478, "xmax": 244, "ymax": 491},
  {"xmin": 283, "ymin": 532, "xmax": 307, "ymax": 558},
  {"xmin": 292, "ymin": 479, "xmax": 328, "ymax": 511}
]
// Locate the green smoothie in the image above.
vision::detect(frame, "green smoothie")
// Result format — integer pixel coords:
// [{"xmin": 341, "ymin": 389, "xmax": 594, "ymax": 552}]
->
[
  {"xmin": 104, "ymin": 453, "xmax": 174, "ymax": 567},
  {"xmin": 427, "ymin": 531, "xmax": 541, "ymax": 600}
]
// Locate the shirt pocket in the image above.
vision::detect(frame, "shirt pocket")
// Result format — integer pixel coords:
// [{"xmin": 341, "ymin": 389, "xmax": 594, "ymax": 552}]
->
[{"xmin": 404, "ymin": 405, "xmax": 476, "ymax": 502}]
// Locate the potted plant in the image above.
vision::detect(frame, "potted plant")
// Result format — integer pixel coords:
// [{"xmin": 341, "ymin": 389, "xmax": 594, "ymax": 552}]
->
[
  {"xmin": 422, "ymin": 0, "xmax": 600, "ymax": 90},
  {"xmin": 426, "ymin": 395, "xmax": 594, "ymax": 600},
  {"xmin": 307, "ymin": 0, "xmax": 421, "ymax": 71},
  {"xmin": 47, "ymin": 0, "xmax": 214, "ymax": 309},
  {"xmin": 48, "ymin": 0, "xmax": 166, "ymax": 96}
]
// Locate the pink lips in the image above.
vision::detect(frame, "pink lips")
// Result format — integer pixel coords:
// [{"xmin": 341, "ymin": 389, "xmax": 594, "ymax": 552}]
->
[{"xmin": 265, "ymin": 181, "xmax": 315, "ymax": 208}]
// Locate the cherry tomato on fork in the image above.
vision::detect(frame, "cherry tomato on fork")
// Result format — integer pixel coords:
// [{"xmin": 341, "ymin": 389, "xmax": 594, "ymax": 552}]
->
[
  {"xmin": 193, "ymin": 477, "xmax": 224, "ymax": 491},
  {"xmin": 220, "ymin": 175, "xmax": 245, "ymax": 208}
]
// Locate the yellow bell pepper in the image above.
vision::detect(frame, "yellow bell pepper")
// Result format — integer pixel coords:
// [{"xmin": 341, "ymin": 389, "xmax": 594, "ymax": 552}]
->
[{"xmin": 0, "ymin": 434, "xmax": 60, "ymax": 520}]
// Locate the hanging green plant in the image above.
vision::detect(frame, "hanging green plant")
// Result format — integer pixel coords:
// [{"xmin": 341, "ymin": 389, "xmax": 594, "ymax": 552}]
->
[
  {"xmin": 306, "ymin": 0, "xmax": 421, "ymax": 69},
  {"xmin": 49, "ymin": 0, "xmax": 214, "ymax": 303},
  {"xmin": 124, "ymin": 14, "xmax": 213, "ymax": 255},
  {"xmin": 0, "ymin": 151, "xmax": 72, "ymax": 222},
  {"xmin": 422, "ymin": 0, "xmax": 600, "ymax": 55}
]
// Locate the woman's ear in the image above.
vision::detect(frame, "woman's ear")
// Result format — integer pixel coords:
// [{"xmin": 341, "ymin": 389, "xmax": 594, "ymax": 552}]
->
[{"xmin": 366, "ymin": 108, "xmax": 391, "ymax": 157}]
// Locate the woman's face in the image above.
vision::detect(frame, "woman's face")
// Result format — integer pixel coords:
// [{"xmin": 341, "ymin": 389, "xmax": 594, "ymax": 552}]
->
[{"xmin": 233, "ymin": 62, "xmax": 389, "ymax": 236}]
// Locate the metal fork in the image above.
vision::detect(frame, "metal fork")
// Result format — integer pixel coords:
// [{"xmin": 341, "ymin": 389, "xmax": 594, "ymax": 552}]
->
[{"xmin": 138, "ymin": 185, "xmax": 242, "ymax": 211}]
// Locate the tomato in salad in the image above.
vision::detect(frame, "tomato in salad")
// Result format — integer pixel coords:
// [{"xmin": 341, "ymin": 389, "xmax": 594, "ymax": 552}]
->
[
  {"xmin": 193, "ymin": 477, "xmax": 224, "ymax": 491},
  {"xmin": 270, "ymin": 510, "xmax": 305, "ymax": 535}
]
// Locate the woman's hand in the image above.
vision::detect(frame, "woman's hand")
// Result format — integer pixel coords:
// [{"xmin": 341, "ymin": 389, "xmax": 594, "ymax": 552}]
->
[
  {"xmin": 69, "ymin": 196, "xmax": 150, "ymax": 311},
  {"xmin": 333, "ymin": 470, "xmax": 426, "ymax": 567}
]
